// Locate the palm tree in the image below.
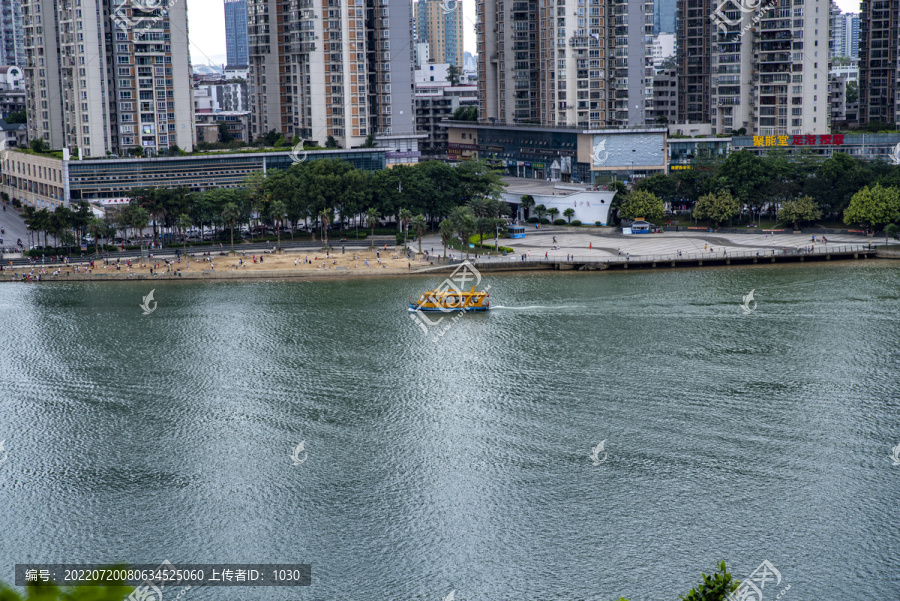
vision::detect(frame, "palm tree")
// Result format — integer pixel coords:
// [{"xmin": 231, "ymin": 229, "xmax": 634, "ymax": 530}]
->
[
  {"xmin": 563, "ymin": 208, "xmax": 575, "ymax": 223},
  {"xmin": 439, "ymin": 218, "xmax": 454, "ymax": 259},
  {"xmin": 270, "ymin": 200, "xmax": 286, "ymax": 249},
  {"xmin": 87, "ymin": 217, "xmax": 105, "ymax": 256},
  {"xmin": 177, "ymin": 213, "xmax": 191, "ymax": 251},
  {"xmin": 519, "ymin": 194, "xmax": 535, "ymax": 221},
  {"xmin": 365, "ymin": 208, "xmax": 380, "ymax": 248},
  {"xmin": 548, "ymin": 207, "xmax": 559, "ymax": 222},
  {"xmin": 449, "ymin": 206, "xmax": 476, "ymax": 260},
  {"xmin": 130, "ymin": 206, "xmax": 149, "ymax": 245},
  {"xmin": 318, "ymin": 208, "xmax": 332, "ymax": 248},
  {"xmin": 534, "ymin": 204, "xmax": 547, "ymax": 222},
  {"xmin": 411, "ymin": 214, "xmax": 428, "ymax": 254},
  {"xmin": 222, "ymin": 202, "xmax": 240, "ymax": 252},
  {"xmin": 399, "ymin": 208, "xmax": 413, "ymax": 247}
]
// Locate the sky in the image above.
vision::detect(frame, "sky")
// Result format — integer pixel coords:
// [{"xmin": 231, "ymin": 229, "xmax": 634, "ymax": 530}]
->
[{"xmin": 184, "ymin": 0, "xmax": 859, "ymax": 66}]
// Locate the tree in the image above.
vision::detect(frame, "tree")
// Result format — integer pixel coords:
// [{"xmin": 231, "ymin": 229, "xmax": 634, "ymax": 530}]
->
[
  {"xmin": 318, "ymin": 208, "xmax": 332, "ymax": 248},
  {"xmin": 846, "ymin": 80, "xmax": 859, "ymax": 104},
  {"xmin": 883, "ymin": 223, "xmax": 899, "ymax": 246},
  {"xmin": 447, "ymin": 64, "xmax": 461, "ymax": 86},
  {"xmin": 366, "ymin": 207, "xmax": 380, "ymax": 248},
  {"xmin": 844, "ymin": 184, "xmax": 900, "ymax": 231},
  {"xmin": 221, "ymin": 202, "xmax": 240, "ymax": 252},
  {"xmin": 439, "ymin": 218, "xmax": 454, "ymax": 258},
  {"xmin": 29, "ymin": 138, "xmax": 48, "ymax": 153},
  {"xmin": 637, "ymin": 173, "xmax": 678, "ymax": 202},
  {"xmin": 680, "ymin": 561, "xmax": 739, "ymax": 601},
  {"xmin": 325, "ymin": 135, "xmax": 339, "ymax": 149},
  {"xmin": 450, "ymin": 105, "xmax": 477, "ymax": 121},
  {"xmin": 362, "ymin": 134, "xmax": 376, "ymax": 148},
  {"xmin": 693, "ymin": 189, "xmax": 740, "ymax": 227},
  {"xmin": 87, "ymin": 217, "xmax": 106, "ymax": 256},
  {"xmin": 6, "ymin": 109, "xmax": 26, "ymax": 124},
  {"xmin": 618, "ymin": 189, "xmax": 664, "ymax": 222},
  {"xmin": 779, "ymin": 195, "xmax": 822, "ymax": 230},
  {"xmin": 447, "ymin": 206, "xmax": 476, "ymax": 259},
  {"xmin": 269, "ymin": 199, "xmax": 286, "ymax": 249},
  {"xmin": 411, "ymin": 214, "xmax": 428, "ymax": 254},
  {"xmin": 547, "ymin": 207, "xmax": 560, "ymax": 222},
  {"xmin": 218, "ymin": 122, "xmax": 234, "ymax": 143},
  {"xmin": 563, "ymin": 208, "xmax": 575, "ymax": 223},
  {"xmin": 399, "ymin": 208, "xmax": 413, "ymax": 246},
  {"xmin": 177, "ymin": 213, "xmax": 192, "ymax": 250},
  {"xmin": 534, "ymin": 204, "xmax": 547, "ymax": 222}
]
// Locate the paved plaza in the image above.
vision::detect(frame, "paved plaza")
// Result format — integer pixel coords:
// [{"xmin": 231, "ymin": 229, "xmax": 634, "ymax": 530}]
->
[{"xmin": 420, "ymin": 227, "xmax": 880, "ymax": 262}]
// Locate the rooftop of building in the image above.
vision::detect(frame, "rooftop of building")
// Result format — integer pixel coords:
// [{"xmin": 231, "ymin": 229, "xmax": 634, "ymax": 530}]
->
[
  {"xmin": 441, "ymin": 120, "xmax": 669, "ymax": 135},
  {"xmin": 501, "ymin": 177, "xmax": 610, "ymax": 197}
]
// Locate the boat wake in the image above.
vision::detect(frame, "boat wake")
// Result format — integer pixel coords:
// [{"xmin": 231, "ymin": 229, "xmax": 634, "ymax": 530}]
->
[{"xmin": 492, "ymin": 305, "xmax": 578, "ymax": 310}]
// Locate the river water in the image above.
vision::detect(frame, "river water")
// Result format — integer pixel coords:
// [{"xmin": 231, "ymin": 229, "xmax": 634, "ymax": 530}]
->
[{"xmin": 1, "ymin": 262, "xmax": 899, "ymax": 601}]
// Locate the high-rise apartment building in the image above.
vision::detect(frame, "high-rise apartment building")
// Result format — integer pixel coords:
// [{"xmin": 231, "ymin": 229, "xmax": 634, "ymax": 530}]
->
[
  {"xmin": 0, "ymin": 0, "xmax": 24, "ymax": 67},
  {"xmin": 831, "ymin": 10, "xmax": 859, "ymax": 58},
  {"xmin": 675, "ymin": 0, "xmax": 713, "ymax": 124},
  {"xmin": 858, "ymin": 0, "xmax": 898, "ymax": 127},
  {"xmin": 679, "ymin": 0, "xmax": 831, "ymax": 135},
  {"xmin": 654, "ymin": 0, "xmax": 677, "ymax": 33},
  {"xmin": 247, "ymin": 0, "xmax": 418, "ymax": 149},
  {"xmin": 477, "ymin": 0, "xmax": 653, "ymax": 128},
  {"xmin": 225, "ymin": 0, "xmax": 250, "ymax": 67},
  {"xmin": 21, "ymin": 0, "xmax": 195, "ymax": 155},
  {"xmin": 415, "ymin": 0, "xmax": 463, "ymax": 68}
]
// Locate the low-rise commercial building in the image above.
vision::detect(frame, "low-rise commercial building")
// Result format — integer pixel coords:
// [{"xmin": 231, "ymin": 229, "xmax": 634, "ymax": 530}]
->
[
  {"xmin": 731, "ymin": 132, "xmax": 900, "ymax": 161},
  {"xmin": 0, "ymin": 148, "xmax": 387, "ymax": 210},
  {"xmin": 444, "ymin": 122, "xmax": 668, "ymax": 184}
]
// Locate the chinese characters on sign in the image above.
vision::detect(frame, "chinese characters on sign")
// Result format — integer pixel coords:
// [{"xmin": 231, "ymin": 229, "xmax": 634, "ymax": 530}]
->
[{"xmin": 752, "ymin": 134, "xmax": 845, "ymax": 147}]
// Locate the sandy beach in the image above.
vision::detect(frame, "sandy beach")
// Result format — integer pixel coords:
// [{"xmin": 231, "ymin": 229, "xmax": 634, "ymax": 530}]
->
[{"xmin": 3, "ymin": 247, "xmax": 445, "ymax": 281}]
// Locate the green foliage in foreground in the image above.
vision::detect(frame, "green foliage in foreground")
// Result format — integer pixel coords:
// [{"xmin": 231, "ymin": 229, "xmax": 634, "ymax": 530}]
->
[
  {"xmin": 680, "ymin": 561, "xmax": 740, "ymax": 601},
  {"xmin": 0, "ymin": 580, "xmax": 133, "ymax": 601}
]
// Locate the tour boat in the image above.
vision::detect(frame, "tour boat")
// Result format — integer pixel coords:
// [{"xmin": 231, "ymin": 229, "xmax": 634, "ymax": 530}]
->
[{"xmin": 409, "ymin": 286, "xmax": 491, "ymax": 312}]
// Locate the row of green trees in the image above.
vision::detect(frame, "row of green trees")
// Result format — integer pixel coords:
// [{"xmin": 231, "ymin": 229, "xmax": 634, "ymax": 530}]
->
[
  {"xmin": 627, "ymin": 149, "xmax": 900, "ymax": 232},
  {"xmin": 20, "ymin": 159, "xmax": 509, "ymax": 253}
]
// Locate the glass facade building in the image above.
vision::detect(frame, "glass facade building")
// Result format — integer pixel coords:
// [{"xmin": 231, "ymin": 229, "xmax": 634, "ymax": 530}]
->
[{"xmin": 224, "ymin": 0, "xmax": 249, "ymax": 67}]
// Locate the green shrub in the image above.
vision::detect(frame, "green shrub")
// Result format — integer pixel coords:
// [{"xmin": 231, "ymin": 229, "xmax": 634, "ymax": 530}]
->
[
  {"xmin": 680, "ymin": 561, "xmax": 739, "ymax": 601},
  {"xmin": 553, "ymin": 219, "xmax": 567, "ymax": 225},
  {"xmin": 595, "ymin": 221, "xmax": 603, "ymax": 226},
  {"xmin": 571, "ymin": 220, "xmax": 582, "ymax": 226},
  {"xmin": 526, "ymin": 217, "xmax": 539, "ymax": 223},
  {"xmin": 395, "ymin": 232, "xmax": 405, "ymax": 245},
  {"xmin": 540, "ymin": 218, "xmax": 551, "ymax": 224}
]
